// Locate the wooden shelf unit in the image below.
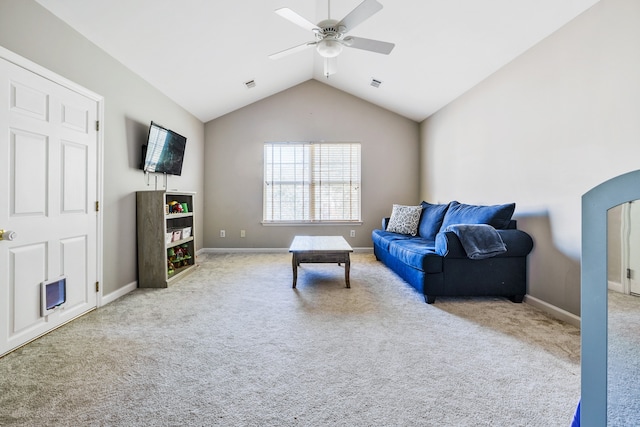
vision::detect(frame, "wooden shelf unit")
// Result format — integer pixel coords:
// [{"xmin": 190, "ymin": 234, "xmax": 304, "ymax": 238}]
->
[{"xmin": 136, "ymin": 190, "xmax": 196, "ymax": 288}]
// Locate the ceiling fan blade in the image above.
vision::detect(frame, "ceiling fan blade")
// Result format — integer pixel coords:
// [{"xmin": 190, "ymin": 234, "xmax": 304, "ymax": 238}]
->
[
  {"xmin": 275, "ymin": 8, "xmax": 319, "ymax": 33},
  {"xmin": 324, "ymin": 57, "xmax": 337, "ymax": 77},
  {"xmin": 343, "ymin": 36, "xmax": 395, "ymax": 55},
  {"xmin": 337, "ymin": 0, "xmax": 383, "ymax": 33},
  {"xmin": 269, "ymin": 42, "xmax": 315, "ymax": 60}
]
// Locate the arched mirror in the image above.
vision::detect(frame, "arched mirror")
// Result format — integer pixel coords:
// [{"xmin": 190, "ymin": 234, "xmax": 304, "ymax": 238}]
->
[{"xmin": 582, "ymin": 170, "xmax": 640, "ymax": 426}]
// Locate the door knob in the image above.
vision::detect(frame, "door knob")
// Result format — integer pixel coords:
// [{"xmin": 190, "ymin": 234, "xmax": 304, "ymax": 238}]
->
[{"xmin": 0, "ymin": 229, "xmax": 17, "ymax": 241}]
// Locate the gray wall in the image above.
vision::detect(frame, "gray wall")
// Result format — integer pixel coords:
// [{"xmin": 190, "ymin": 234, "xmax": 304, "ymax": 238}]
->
[
  {"xmin": 203, "ymin": 80, "xmax": 420, "ymax": 249},
  {"xmin": 420, "ymin": 0, "xmax": 640, "ymax": 316},
  {"xmin": 0, "ymin": 0, "xmax": 205, "ymax": 297}
]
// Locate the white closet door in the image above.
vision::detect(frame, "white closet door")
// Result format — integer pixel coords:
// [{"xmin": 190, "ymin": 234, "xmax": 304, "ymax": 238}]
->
[{"xmin": 0, "ymin": 55, "xmax": 99, "ymax": 356}]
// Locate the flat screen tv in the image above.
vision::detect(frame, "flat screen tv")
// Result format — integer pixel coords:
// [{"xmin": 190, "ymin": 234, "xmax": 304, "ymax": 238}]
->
[{"xmin": 141, "ymin": 121, "xmax": 187, "ymax": 176}]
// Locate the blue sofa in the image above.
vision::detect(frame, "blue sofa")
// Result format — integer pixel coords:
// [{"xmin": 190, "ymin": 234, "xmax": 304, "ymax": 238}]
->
[{"xmin": 372, "ymin": 201, "xmax": 534, "ymax": 303}]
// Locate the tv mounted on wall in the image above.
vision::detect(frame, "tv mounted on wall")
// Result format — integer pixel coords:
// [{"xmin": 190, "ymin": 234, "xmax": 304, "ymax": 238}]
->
[{"xmin": 141, "ymin": 121, "xmax": 187, "ymax": 176}]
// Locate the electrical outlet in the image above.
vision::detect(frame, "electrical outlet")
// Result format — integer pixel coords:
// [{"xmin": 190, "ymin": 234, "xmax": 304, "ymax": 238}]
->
[
  {"xmin": 220, "ymin": 230, "xmax": 225, "ymax": 238},
  {"xmin": 350, "ymin": 230, "xmax": 356, "ymax": 238},
  {"xmin": 240, "ymin": 230, "xmax": 246, "ymax": 238}
]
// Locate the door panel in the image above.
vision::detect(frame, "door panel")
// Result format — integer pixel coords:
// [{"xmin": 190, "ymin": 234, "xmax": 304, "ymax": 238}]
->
[
  {"xmin": 62, "ymin": 141, "xmax": 88, "ymax": 213},
  {"xmin": 10, "ymin": 243, "xmax": 46, "ymax": 337},
  {"xmin": 11, "ymin": 129, "xmax": 48, "ymax": 216},
  {"xmin": 10, "ymin": 79, "xmax": 49, "ymax": 121},
  {"xmin": 60, "ymin": 235, "xmax": 89, "ymax": 314},
  {"xmin": 0, "ymin": 55, "xmax": 98, "ymax": 356}
]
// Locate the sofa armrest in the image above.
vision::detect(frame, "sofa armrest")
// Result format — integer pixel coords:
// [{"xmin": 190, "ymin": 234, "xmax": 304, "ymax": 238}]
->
[
  {"xmin": 382, "ymin": 217, "xmax": 390, "ymax": 230},
  {"xmin": 435, "ymin": 229, "xmax": 534, "ymax": 258},
  {"xmin": 499, "ymin": 229, "xmax": 534, "ymax": 256}
]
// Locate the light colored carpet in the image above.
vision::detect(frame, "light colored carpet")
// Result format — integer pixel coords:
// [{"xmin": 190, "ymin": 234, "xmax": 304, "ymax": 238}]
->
[
  {"xmin": 0, "ymin": 252, "xmax": 581, "ymax": 426},
  {"xmin": 608, "ymin": 290, "xmax": 640, "ymax": 426}
]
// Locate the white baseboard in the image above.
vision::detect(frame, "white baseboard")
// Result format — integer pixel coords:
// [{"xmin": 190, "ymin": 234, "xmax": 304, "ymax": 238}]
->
[
  {"xmin": 524, "ymin": 295, "xmax": 581, "ymax": 328},
  {"xmin": 352, "ymin": 247, "xmax": 374, "ymax": 253},
  {"xmin": 608, "ymin": 280, "xmax": 624, "ymax": 293},
  {"xmin": 200, "ymin": 247, "xmax": 287, "ymax": 253},
  {"xmin": 100, "ymin": 280, "xmax": 137, "ymax": 307},
  {"xmin": 200, "ymin": 247, "xmax": 374, "ymax": 254}
]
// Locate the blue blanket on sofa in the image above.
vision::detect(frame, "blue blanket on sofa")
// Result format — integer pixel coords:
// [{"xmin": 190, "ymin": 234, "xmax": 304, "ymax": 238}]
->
[{"xmin": 444, "ymin": 224, "xmax": 507, "ymax": 259}]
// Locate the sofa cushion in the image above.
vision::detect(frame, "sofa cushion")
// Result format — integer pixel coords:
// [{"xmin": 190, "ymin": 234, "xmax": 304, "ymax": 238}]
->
[
  {"xmin": 388, "ymin": 239, "xmax": 442, "ymax": 273},
  {"xmin": 418, "ymin": 201, "xmax": 449, "ymax": 240},
  {"xmin": 386, "ymin": 204, "xmax": 423, "ymax": 236},
  {"xmin": 439, "ymin": 201, "xmax": 516, "ymax": 231},
  {"xmin": 372, "ymin": 229, "xmax": 415, "ymax": 252}
]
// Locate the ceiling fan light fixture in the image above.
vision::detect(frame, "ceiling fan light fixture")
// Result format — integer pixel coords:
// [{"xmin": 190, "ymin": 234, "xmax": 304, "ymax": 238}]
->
[
  {"xmin": 271, "ymin": 0, "xmax": 394, "ymax": 75},
  {"xmin": 316, "ymin": 39, "xmax": 343, "ymax": 58}
]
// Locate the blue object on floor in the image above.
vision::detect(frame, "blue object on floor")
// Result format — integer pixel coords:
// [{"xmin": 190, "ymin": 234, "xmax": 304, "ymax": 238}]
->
[{"xmin": 571, "ymin": 400, "xmax": 580, "ymax": 427}]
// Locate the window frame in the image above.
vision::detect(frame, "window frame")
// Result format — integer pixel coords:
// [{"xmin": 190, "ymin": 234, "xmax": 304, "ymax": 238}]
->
[{"xmin": 262, "ymin": 141, "xmax": 362, "ymax": 225}]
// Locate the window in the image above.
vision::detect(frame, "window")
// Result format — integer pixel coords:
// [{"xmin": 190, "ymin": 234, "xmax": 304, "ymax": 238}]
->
[{"xmin": 263, "ymin": 142, "xmax": 361, "ymax": 223}]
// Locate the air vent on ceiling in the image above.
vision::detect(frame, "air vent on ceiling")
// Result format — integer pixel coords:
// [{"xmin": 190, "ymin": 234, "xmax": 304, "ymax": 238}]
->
[
  {"xmin": 370, "ymin": 78, "xmax": 382, "ymax": 88},
  {"xmin": 244, "ymin": 80, "xmax": 256, "ymax": 89}
]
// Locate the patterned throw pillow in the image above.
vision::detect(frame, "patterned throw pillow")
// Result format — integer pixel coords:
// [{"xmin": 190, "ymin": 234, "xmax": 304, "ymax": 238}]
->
[{"xmin": 386, "ymin": 204, "xmax": 423, "ymax": 236}]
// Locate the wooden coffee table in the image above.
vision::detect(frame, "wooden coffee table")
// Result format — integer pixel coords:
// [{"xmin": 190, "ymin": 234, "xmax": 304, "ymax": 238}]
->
[{"xmin": 289, "ymin": 236, "xmax": 354, "ymax": 288}]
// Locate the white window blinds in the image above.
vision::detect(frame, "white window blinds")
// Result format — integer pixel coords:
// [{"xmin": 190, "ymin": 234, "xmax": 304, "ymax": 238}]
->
[{"xmin": 263, "ymin": 142, "xmax": 361, "ymax": 223}]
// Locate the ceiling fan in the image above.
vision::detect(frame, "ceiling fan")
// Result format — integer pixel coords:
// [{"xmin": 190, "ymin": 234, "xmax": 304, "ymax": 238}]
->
[{"xmin": 269, "ymin": 0, "xmax": 395, "ymax": 77}]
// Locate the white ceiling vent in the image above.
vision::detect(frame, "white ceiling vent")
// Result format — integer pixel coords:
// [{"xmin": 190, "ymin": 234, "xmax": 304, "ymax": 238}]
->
[
  {"xmin": 244, "ymin": 80, "xmax": 256, "ymax": 89},
  {"xmin": 370, "ymin": 78, "xmax": 382, "ymax": 88}
]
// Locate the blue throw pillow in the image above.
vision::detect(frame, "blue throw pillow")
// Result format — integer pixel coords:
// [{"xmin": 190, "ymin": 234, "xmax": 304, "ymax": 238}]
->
[
  {"xmin": 439, "ymin": 201, "xmax": 516, "ymax": 231},
  {"xmin": 418, "ymin": 201, "xmax": 449, "ymax": 240}
]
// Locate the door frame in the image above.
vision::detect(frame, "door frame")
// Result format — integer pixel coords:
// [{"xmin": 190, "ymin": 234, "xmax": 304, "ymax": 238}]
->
[
  {"xmin": 0, "ymin": 45, "xmax": 104, "ymax": 307},
  {"xmin": 616, "ymin": 202, "xmax": 631, "ymax": 295},
  {"xmin": 621, "ymin": 201, "xmax": 640, "ymax": 296}
]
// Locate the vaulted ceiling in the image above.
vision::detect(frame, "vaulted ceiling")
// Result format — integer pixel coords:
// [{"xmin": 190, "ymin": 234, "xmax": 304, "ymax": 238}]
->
[{"xmin": 35, "ymin": 0, "xmax": 600, "ymax": 123}]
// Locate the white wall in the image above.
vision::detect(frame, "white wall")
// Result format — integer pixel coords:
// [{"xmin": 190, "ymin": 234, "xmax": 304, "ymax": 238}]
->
[
  {"xmin": 0, "ymin": 0, "xmax": 205, "ymax": 297},
  {"xmin": 204, "ymin": 80, "xmax": 420, "ymax": 249},
  {"xmin": 420, "ymin": 0, "xmax": 640, "ymax": 315}
]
